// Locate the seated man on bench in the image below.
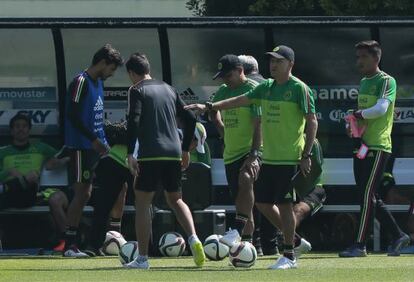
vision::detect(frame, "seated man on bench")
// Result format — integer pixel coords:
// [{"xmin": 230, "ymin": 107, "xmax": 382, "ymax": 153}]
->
[{"xmin": 0, "ymin": 113, "xmax": 68, "ymax": 210}]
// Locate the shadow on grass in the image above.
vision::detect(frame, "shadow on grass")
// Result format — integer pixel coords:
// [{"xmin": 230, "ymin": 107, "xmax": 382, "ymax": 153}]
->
[{"xmin": 1, "ymin": 266, "xmax": 262, "ymax": 272}]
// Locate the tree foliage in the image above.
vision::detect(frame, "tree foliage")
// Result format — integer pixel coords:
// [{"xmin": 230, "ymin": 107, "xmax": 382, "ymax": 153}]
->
[{"xmin": 186, "ymin": 0, "xmax": 414, "ymax": 16}]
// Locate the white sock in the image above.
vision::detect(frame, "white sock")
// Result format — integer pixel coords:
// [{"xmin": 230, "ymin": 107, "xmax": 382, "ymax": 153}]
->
[{"xmin": 188, "ymin": 234, "xmax": 199, "ymax": 245}]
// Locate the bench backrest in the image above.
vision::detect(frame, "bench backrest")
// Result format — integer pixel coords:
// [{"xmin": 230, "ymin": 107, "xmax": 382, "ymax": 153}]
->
[{"xmin": 211, "ymin": 158, "xmax": 414, "ymax": 186}]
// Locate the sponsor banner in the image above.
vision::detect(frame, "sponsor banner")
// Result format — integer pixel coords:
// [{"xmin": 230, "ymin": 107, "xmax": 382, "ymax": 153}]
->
[
  {"xmin": 104, "ymin": 87, "xmax": 129, "ymax": 101},
  {"xmin": 311, "ymin": 85, "xmax": 360, "ymax": 101},
  {"xmin": 0, "ymin": 109, "xmax": 58, "ymax": 126},
  {"xmin": 178, "ymin": 86, "xmax": 217, "ymax": 104},
  {"xmin": 396, "ymin": 85, "xmax": 414, "ymax": 100},
  {"xmin": 394, "ymin": 107, "xmax": 414, "ymax": 123},
  {"xmin": 0, "ymin": 87, "xmax": 56, "ymax": 101}
]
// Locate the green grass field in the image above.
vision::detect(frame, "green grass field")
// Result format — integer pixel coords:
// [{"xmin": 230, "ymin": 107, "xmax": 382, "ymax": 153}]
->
[{"xmin": 1, "ymin": 253, "xmax": 413, "ymax": 282}]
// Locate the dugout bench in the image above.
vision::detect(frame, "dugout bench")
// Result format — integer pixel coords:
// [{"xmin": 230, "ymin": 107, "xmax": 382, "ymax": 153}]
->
[{"xmin": 208, "ymin": 158, "xmax": 414, "ymax": 252}]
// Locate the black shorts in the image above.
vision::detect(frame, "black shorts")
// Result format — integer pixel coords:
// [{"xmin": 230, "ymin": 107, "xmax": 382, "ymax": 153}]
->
[
  {"xmin": 224, "ymin": 154, "xmax": 249, "ymax": 199},
  {"xmin": 95, "ymin": 157, "xmax": 132, "ymax": 189},
  {"xmin": 136, "ymin": 160, "xmax": 182, "ymax": 193},
  {"xmin": 66, "ymin": 148, "xmax": 100, "ymax": 185},
  {"xmin": 300, "ymin": 186, "xmax": 326, "ymax": 215},
  {"xmin": 255, "ymin": 164, "xmax": 297, "ymax": 204},
  {"xmin": 0, "ymin": 177, "xmax": 38, "ymax": 209}
]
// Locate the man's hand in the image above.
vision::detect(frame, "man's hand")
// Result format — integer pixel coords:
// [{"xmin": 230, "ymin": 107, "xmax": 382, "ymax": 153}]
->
[
  {"xmin": 92, "ymin": 139, "xmax": 110, "ymax": 155},
  {"xmin": 345, "ymin": 122, "xmax": 352, "ymax": 138},
  {"xmin": 300, "ymin": 157, "xmax": 312, "ymax": 176},
  {"xmin": 24, "ymin": 170, "xmax": 40, "ymax": 184},
  {"xmin": 127, "ymin": 155, "xmax": 139, "ymax": 177},
  {"xmin": 181, "ymin": 151, "xmax": 190, "ymax": 171},
  {"xmin": 184, "ymin": 103, "xmax": 207, "ymax": 115},
  {"xmin": 240, "ymin": 155, "xmax": 260, "ymax": 180}
]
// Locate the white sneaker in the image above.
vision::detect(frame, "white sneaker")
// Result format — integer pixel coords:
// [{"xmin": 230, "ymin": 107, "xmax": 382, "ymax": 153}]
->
[
  {"xmin": 294, "ymin": 238, "xmax": 312, "ymax": 258},
  {"xmin": 63, "ymin": 246, "xmax": 89, "ymax": 258},
  {"xmin": 124, "ymin": 258, "xmax": 150, "ymax": 269},
  {"xmin": 268, "ymin": 256, "xmax": 297, "ymax": 270},
  {"xmin": 219, "ymin": 229, "xmax": 241, "ymax": 247}
]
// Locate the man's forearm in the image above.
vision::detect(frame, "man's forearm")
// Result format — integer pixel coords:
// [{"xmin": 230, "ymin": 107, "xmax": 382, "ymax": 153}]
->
[
  {"xmin": 303, "ymin": 115, "xmax": 318, "ymax": 156},
  {"xmin": 212, "ymin": 95, "xmax": 250, "ymax": 111},
  {"xmin": 251, "ymin": 118, "xmax": 262, "ymax": 152}
]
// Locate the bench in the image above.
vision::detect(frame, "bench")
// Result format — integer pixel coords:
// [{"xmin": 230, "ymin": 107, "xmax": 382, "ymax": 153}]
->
[{"xmin": 210, "ymin": 158, "xmax": 414, "ymax": 251}]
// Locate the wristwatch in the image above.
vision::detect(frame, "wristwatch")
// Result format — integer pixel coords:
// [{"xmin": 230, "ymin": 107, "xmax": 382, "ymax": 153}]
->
[
  {"xmin": 249, "ymin": 149, "xmax": 260, "ymax": 158},
  {"xmin": 205, "ymin": 101, "xmax": 213, "ymax": 111}
]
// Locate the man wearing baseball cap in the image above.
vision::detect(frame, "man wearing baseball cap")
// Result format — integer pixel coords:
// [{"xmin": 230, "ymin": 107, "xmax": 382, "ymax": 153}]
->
[
  {"xmin": 185, "ymin": 45, "xmax": 318, "ymax": 269},
  {"xmin": 204, "ymin": 54, "xmax": 262, "ymax": 248}
]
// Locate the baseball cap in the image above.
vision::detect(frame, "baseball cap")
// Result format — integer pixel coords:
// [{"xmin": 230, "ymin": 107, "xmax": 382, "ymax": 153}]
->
[
  {"xmin": 213, "ymin": 54, "xmax": 242, "ymax": 80},
  {"xmin": 194, "ymin": 122, "xmax": 207, "ymax": 154},
  {"xmin": 265, "ymin": 45, "xmax": 295, "ymax": 62}
]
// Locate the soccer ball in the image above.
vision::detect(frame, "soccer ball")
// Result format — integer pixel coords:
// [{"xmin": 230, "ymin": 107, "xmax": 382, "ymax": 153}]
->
[
  {"xmin": 229, "ymin": 241, "xmax": 257, "ymax": 268},
  {"xmin": 119, "ymin": 241, "xmax": 139, "ymax": 264},
  {"xmin": 203, "ymin": 234, "xmax": 229, "ymax": 261},
  {"xmin": 102, "ymin": 231, "xmax": 127, "ymax": 255},
  {"xmin": 158, "ymin": 232, "xmax": 186, "ymax": 257}
]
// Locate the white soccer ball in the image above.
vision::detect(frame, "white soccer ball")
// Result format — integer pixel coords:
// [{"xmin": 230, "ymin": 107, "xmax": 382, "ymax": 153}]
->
[
  {"xmin": 203, "ymin": 234, "xmax": 229, "ymax": 261},
  {"xmin": 102, "ymin": 231, "xmax": 127, "ymax": 255},
  {"xmin": 229, "ymin": 241, "xmax": 257, "ymax": 268},
  {"xmin": 119, "ymin": 241, "xmax": 139, "ymax": 264},
  {"xmin": 158, "ymin": 232, "xmax": 186, "ymax": 257}
]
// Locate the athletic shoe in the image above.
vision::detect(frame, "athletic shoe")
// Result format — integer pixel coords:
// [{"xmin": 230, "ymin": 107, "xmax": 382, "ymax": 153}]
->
[
  {"xmin": 124, "ymin": 257, "xmax": 150, "ymax": 269},
  {"xmin": 268, "ymin": 256, "xmax": 297, "ymax": 270},
  {"xmin": 400, "ymin": 244, "xmax": 414, "ymax": 254},
  {"xmin": 52, "ymin": 240, "xmax": 65, "ymax": 253},
  {"xmin": 338, "ymin": 245, "xmax": 367, "ymax": 257},
  {"xmin": 294, "ymin": 238, "xmax": 312, "ymax": 258},
  {"xmin": 63, "ymin": 245, "xmax": 89, "ymax": 258},
  {"xmin": 190, "ymin": 240, "xmax": 206, "ymax": 267},
  {"xmin": 219, "ymin": 229, "xmax": 241, "ymax": 247},
  {"xmin": 388, "ymin": 233, "xmax": 411, "ymax": 256}
]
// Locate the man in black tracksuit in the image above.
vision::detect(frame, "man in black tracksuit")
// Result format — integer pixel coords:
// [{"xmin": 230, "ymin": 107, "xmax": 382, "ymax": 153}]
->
[{"xmin": 124, "ymin": 53, "xmax": 206, "ymax": 269}]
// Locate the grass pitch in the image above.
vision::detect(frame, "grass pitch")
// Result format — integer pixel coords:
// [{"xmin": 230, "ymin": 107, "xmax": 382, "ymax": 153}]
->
[{"xmin": 1, "ymin": 253, "xmax": 413, "ymax": 282}]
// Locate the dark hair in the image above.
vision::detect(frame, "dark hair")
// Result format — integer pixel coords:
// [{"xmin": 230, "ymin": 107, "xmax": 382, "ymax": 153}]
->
[
  {"xmin": 104, "ymin": 120, "xmax": 127, "ymax": 146},
  {"xmin": 9, "ymin": 113, "xmax": 32, "ymax": 129},
  {"xmin": 355, "ymin": 40, "xmax": 382, "ymax": 58},
  {"xmin": 92, "ymin": 44, "xmax": 123, "ymax": 66},
  {"xmin": 125, "ymin": 53, "xmax": 150, "ymax": 75}
]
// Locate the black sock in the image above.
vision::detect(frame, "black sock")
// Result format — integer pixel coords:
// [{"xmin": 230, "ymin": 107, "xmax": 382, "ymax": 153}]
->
[
  {"xmin": 234, "ymin": 213, "xmax": 248, "ymax": 236},
  {"xmin": 355, "ymin": 242, "xmax": 365, "ymax": 249},
  {"xmin": 283, "ymin": 244, "xmax": 294, "ymax": 260},
  {"xmin": 108, "ymin": 217, "xmax": 122, "ymax": 233},
  {"xmin": 294, "ymin": 233, "xmax": 302, "ymax": 248},
  {"xmin": 65, "ymin": 227, "xmax": 78, "ymax": 248},
  {"xmin": 241, "ymin": 234, "xmax": 253, "ymax": 243}
]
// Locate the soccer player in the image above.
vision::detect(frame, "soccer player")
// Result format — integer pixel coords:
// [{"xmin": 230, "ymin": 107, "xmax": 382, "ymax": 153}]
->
[
  {"xmin": 124, "ymin": 53, "xmax": 205, "ymax": 269},
  {"xmin": 339, "ymin": 40, "xmax": 410, "ymax": 257},
  {"xmin": 207, "ymin": 54, "xmax": 261, "ymax": 247},
  {"xmin": 238, "ymin": 54, "xmax": 278, "ymax": 256},
  {"xmin": 0, "ymin": 113, "xmax": 68, "ymax": 210},
  {"xmin": 63, "ymin": 44, "xmax": 123, "ymax": 257},
  {"xmin": 186, "ymin": 45, "xmax": 318, "ymax": 269}
]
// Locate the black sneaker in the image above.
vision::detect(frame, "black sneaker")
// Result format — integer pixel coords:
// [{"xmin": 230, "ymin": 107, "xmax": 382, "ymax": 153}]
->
[{"xmin": 83, "ymin": 246, "xmax": 106, "ymax": 257}]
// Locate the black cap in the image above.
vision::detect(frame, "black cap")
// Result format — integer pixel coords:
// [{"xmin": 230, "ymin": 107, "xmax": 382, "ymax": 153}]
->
[
  {"xmin": 213, "ymin": 54, "xmax": 242, "ymax": 80},
  {"xmin": 265, "ymin": 45, "xmax": 295, "ymax": 62}
]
